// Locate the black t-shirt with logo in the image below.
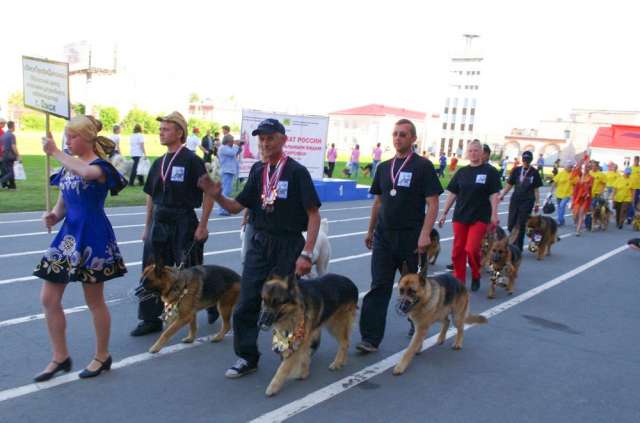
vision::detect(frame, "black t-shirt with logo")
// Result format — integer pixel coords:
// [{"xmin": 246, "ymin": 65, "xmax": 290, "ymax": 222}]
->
[
  {"xmin": 236, "ymin": 158, "xmax": 321, "ymax": 236},
  {"xmin": 507, "ymin": 165, "xmax": 543, "ymax": 201},
  {"xmin": 447, "ymin": 163, "xmax": 502, "ymax": 224},
  {"xmin": 144, "ymin": 147, "xmax": 207, "ymax": 209},
  {"xmin": 370, "ymin": 154, "xmax": 443, "ymax": 230}
]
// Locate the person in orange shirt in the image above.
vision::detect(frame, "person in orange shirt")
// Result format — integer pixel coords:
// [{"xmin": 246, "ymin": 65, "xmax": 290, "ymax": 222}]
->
[
  {"xmin": 449, "ymin": 153, "xmax": 458, "ymax": 172},
  {"xmin": 571, "ymin": 156, "xmax": 593, "ymax": 236}
]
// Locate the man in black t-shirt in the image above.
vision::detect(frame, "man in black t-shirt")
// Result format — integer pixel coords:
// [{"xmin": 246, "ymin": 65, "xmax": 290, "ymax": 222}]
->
[
  {"xmin": 356, "ymin": 119, "xmax": 443, "ymax": 354},
  {"xmin": 500, "ymin": 150, "xmax": 542, "ymax": 250},
  {"xmin": 198, "ymin": 118, "xmax": 322, "ymax": 378},
  {"xmin": 130, "ymin": 111, "xmax": 215, "ymax": 336}
]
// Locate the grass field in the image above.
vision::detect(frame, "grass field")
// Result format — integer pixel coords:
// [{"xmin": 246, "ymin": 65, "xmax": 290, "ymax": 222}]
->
[{"xmin": 1, "ymin": 145, "xmax": 453, "ymax": 213}]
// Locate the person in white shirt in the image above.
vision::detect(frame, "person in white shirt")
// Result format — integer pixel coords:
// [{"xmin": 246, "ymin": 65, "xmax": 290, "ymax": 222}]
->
[
  {"xmin": 129, "ymin": 124, "xmax": 146, "ymax": 186},
  {"xmin": 186, "ymin": 128, "xmax": 201, "ymax": 153}
]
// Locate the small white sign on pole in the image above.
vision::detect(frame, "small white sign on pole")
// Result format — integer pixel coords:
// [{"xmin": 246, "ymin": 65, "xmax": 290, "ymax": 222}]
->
[
  {"xmin": 239, "ymin": 110, "xmax": 328, "ymax": 180},
  {"xmin": 22, "ymin": 56, "xmax": 70, "ymax": 119}
]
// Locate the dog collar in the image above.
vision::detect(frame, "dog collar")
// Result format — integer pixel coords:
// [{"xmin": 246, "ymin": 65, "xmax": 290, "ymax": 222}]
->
[
  {"xmin": 161, "ymin": 288, "xmax": 189, "ymax": 323},
  {"xmin": 272, "ymin": 317, "xmax": 306, "ymax": 358}
]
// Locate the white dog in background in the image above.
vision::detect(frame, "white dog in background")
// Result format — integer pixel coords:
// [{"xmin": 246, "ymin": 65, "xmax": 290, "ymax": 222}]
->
[{"xmin": 240, "ymin": 217, "xmax": 331, "ymax": 278}]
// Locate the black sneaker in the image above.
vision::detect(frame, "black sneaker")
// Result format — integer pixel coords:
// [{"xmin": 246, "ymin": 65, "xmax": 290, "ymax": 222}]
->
[
  {"xmin": 225, "ymin": 358, "xmax": 257, "ymax": 379},
  {"xmin": 471, "ymin": 278, "xmax": 480, "ymax": 292},
  {"xmin": 130, "ymin": 320, "xmax": 162, "ymax": 337},
  {"xmin": 355, "ymin": 341, "xmax": 378, "ymax": 354},
  {"xmin": 446, "ymin": 264, "xmax": 454, "ymax": 271}
]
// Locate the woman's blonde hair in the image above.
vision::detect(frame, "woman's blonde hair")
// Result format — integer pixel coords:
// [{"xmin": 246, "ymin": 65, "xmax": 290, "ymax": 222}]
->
[{"xmin": 65, "ymin": 115, "xmax": 115, "ymax": 160}]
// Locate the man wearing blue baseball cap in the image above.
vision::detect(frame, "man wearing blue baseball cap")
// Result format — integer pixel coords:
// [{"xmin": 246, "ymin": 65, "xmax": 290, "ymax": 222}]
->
[
  {"xmin": 198, "ymin": 118, "xmax": 322, "ymax": 378},
  {"xmin": 499, "ymin": 150, "xmax": 543, "ymax": 250}
]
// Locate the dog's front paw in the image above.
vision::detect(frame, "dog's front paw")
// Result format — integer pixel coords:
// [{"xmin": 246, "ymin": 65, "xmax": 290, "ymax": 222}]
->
[
  {"xmin": 392, "ymin": 364, "xmax": 406, "ymax": 376},
  {"xmin": 148, "ymin": 345, "xmax": 161, "ymax": 354},
  {"xmin": 211, "ymin": 333, "xmax": 225, "ymax": 343},
  {"xmin": 181, "ymin": 336, "xmax": 195, "ymax": 344},
  {"xmin": 452, "ymin": 344, "xmax": 462, "ymax": 351},
  {"xmin": 329, "ymin": 361, "xmax": 345, "ymax": 371},
  {"xmin": 265, "ymin": 384, "xmax": 280, "ymax": 397}
]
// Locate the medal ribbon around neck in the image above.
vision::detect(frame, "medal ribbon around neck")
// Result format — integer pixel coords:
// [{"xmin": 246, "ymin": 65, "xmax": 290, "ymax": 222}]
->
[
  {"xmin": 390, "ymin": 152, "xmax": 413, "ymax": 194},
  {"xmin": 160, "ymin": 144, "xmax": 186, "ymax": 188},
  {"xmin": 262, "ymin": 154, "xmax": 288, "ymax": 208}
]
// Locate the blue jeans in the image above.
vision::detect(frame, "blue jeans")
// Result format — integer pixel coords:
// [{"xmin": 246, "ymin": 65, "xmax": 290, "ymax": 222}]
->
[
  {"xmin": 372, "ymin": 160, "xmax": 380, "ymax": 177},
  {"xmin": 217, "ymin": 173, "xmax": 235, "ymax": 215},
  {"xmin": 350, "ymin": 162, "xmax": 359, "ymax": 179},
  {"xmin": 557, "ymin": 197, "xmax": 570, "ymax": 225}
]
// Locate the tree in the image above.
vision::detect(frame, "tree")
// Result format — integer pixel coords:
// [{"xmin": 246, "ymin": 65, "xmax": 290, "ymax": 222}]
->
[
  {"xmin": 72, "ymin": 103, "xmax": 86, "ymax": 115},
  {"xmin": 122, "ymin": 107, "xmax": 159, "ymax": 134},
  {"xmin": 189, "ymin": 92, "xmax": 200, "ymax": 103},
  {"xmin": 8, "ymin": 91, "xmax": 23, "ymax": 106},
  {"xmin": 98, "ymin": 106, "xmax": 120, "ymax": 131}
]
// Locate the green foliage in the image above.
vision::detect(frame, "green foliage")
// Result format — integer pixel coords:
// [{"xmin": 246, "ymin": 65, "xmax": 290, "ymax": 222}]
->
[
  {"xmin": 72, "ymin": 103, "xmax": 86, "ymax": 115},
  {"xmin": 187, "ymin": 117, "xmax": 219, "ymax": 135},
  {"xmin": 19, "ymin": 112, "xmax": 67, "ymax": 131},
  {"xmin": 189, "ymin": 92, "xmax": 200, "ymax": 103},
  {"xmin": 98, "ymin": 106, "xmax": 120, "ymax": 131},
  {"xmin": 121, "ymin": 107, "xmax": 160, "ymax": 134},
  {"xmin": 8, "ymin": 91, "xmax": 24, "ymax": 106}
]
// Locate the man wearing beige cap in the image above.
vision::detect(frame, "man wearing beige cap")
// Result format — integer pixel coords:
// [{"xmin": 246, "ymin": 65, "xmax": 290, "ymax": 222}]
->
[{"xmin": 131, "ymin": 111, "xmax": 217, "ymax": 336}]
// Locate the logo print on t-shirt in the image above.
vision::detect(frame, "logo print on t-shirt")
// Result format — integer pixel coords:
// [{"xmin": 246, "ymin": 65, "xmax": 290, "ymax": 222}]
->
[
  {"xmin": 277, "ymin": 181, "xmax": 288, "ymax": 199},
  {"xmin": 171, "ymin": 166, "xmax": 185, "ymax": 182},
  {"xmin": 397, "ymin": 172, "xmax": 412, "ymax": 187},
  {"xmin": 475, "ymin": 174, "xmax": 487, "ymax": 184}
]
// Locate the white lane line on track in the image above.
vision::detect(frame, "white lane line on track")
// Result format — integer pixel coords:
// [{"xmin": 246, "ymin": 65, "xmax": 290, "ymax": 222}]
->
[
  {"xmin": 0, "ymin": 211, "xmax": 570, "ymax": 287},
  {"xmin": 0, "ymin": 216, "xmax": 373, "ymax": 258},
  {"xmin": 0, "ymin": 242, "xmax": 625, "ymax": 405},
  {"xmin": 0, "ymin": 229, "xmax": 575, "ymax": 329},
  {"xmin": 249, "ymin": 243, "xmax": 628, "ymax": 423},
  {"xmin": 0, "ymin": 205, "xmax": 378, "ymax": 226}
]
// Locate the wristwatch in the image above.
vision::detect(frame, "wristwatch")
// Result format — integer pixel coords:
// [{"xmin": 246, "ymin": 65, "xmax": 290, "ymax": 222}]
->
[{"xmin": 300, "ymin": 251, "xmax": 313, "ymax": 262}]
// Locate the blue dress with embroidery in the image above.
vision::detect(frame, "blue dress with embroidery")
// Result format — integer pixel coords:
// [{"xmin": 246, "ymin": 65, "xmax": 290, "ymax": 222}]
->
[{"xmin": 33, "ymin": 159, "xmax": 128, "ymax": 283}]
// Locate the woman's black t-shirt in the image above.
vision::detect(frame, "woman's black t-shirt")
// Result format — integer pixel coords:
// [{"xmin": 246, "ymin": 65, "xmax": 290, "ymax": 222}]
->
[{"xmin": 446, "ymin": 163, "xmax": 502, "ymax": 224}]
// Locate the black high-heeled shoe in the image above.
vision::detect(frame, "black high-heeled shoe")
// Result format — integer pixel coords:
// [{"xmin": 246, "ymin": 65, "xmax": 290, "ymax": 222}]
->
[
  {"xmin": 78, "ymin": 356, "xmax": 112, "ymax": 379},
  {"xmin": 33, "ymin": 357, "xmax": 72, "ymax": 382}
]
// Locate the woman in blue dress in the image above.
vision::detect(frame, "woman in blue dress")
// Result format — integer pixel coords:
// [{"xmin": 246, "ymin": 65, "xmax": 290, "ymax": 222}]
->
[{"xmin": 33, "ymin": 115, "xmax": 127, "ymax": 382}]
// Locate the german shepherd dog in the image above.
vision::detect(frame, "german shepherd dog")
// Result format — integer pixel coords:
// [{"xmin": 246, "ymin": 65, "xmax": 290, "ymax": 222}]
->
[
  {"xmin": 591, "ymin": 197, "xmax": 612, "ymax": 231},
  {"xmin": 393, "ymin": 262, "xmax": 488, "ymax": 375},
  {"xmin": 481, "ymin": 225, "xmax": 507, "ymax": 271},
  {"xmin": 525, "ymin": 215, "xmax": 559, "ymax": 260},
  {"xmin": 426, "ymin": 228, "xmax": 441, "ymax": 266},
  {"xmin": 140, "ymin": 262, "xmax": 240, "ymax": 353},
  {"xmin": 487, "ymin": 229, "xmax": 523, "ymax": 299},
  {"xmin": 258, "ymin": 273, "xmax": 358, "ymax": 396}
]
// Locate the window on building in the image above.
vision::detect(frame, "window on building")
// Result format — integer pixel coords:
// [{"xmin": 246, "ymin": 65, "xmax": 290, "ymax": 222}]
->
[
  {"xmin": 440, "ymin": 138, "xmax": 446, "ymax": 152},
  {"xmin": 458, "ymin": 139, "xmax": 464, "ymax": 149},
  {"xmin": 452, "ymin": 107, "xmax": 457, "ymax": 114},
  {"xmin": 470, "ymin": 108, "xmax": 476, "ymax": 116},
  {"xmin": 450, "ymin": 123, "xmax": 455, "ymax": 130},
  {"xmin": 442, "ymin": 122, "xmax": 447, "ymax": 130},
  {"xmin": 469, "ymin": 124, "xmax": 474, "ymax": 131},
  {"xmin": 448, "ymin": 138, "xmax": 454, "ymax": 155},
  {"xmin": 460, "ymin": 123, "xmax": 466, "ymax": 131},
  {"xmin": 444, "ymin": 107, "xmax": 449, "ymax": 114},
  {"xmin": 462, "ymin": 108, "xmax": 467, "ymax": 115}
]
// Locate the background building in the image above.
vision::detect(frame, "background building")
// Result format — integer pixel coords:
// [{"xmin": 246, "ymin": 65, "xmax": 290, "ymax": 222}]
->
[
  {"xmin": 328, "ymin": 104, "xmax": 428, "ymax": 160},
  {"xmin": 437, "ymin": 34, "xmax": 483, "ymax": 157}
]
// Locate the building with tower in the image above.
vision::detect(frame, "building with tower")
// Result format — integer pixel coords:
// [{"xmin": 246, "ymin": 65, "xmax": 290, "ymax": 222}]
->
[{"xmin": 438, "ymin": 34, "xmax": 483, "ymax": 157}]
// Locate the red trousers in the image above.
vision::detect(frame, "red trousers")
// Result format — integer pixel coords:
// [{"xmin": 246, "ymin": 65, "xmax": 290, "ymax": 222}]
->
[{"xmin": 452, "ymin": 221, "xmax": 489, "ymax": 283}]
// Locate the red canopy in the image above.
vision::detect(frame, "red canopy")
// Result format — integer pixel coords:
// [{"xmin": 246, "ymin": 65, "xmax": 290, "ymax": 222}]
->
[{"xmin": 590, "ymin": 125, "xmax": 640, "ymax": 151}]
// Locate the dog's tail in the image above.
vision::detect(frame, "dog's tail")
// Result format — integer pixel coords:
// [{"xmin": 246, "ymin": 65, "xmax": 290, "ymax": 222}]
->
[
  {"xmin": 465, "ymin": 314, "xmax": 488, "ymax": 325},
  {"xmin": 320, "ymin": 218, "xmax": 329, "ymax": 235}
]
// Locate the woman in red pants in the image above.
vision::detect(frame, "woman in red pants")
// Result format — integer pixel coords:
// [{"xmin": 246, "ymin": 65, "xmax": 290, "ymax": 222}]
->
[{"xmin": 438, "ymin": 140, "xmax": 501, "ymax": 291}]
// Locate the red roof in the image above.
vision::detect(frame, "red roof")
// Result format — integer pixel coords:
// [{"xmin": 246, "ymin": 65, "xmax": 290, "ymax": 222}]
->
[
  {"xmin": 590, "ymin": 125, "xmax": 640, "ymax": 151},
  {"xmin": 330, "ymin": 104, "xmax": 426, "ymax": 120}
]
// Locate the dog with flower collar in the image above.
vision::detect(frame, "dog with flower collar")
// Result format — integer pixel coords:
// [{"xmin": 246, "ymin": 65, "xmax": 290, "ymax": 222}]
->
[{"xmin": 258, "ymin": 273, "xmax": 358, "ymax": 396}]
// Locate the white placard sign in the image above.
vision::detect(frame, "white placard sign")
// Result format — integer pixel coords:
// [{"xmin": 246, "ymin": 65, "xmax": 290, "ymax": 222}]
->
[
  {"xmin": 22, "ymin": 56, "xmax": 70, "ymax": 119},
  {"xmin": 239, "ymin": 110, "xmax": 328, "ymax": 180}
]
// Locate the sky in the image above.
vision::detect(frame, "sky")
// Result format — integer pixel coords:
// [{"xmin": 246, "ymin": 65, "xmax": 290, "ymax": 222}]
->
[{"xmin": 1, "ymin": 0, "xmax": 638, "ymax": 135}]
